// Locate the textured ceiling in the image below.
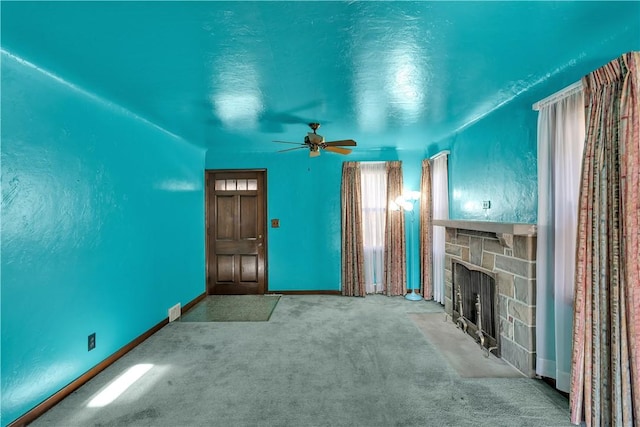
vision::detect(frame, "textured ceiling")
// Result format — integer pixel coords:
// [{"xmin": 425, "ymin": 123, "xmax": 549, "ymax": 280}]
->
[{"xmin": 2, "ymin": 1, "xmax": 639, "ymax": 153}]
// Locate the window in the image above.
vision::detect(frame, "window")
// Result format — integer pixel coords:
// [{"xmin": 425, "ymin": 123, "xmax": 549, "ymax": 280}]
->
[{"xmin": 360, "ymin": 162, "xmax": 387, "ymax": 293}]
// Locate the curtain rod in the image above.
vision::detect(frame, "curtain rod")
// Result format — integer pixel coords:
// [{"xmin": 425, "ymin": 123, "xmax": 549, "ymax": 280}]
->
[
  {"xmin": 430, "ymin": 150, "xmax": 450, "ymax": 160},
  {"xmin": 532, "ymin": 80, "xmax": 583, "ymax": 111}
]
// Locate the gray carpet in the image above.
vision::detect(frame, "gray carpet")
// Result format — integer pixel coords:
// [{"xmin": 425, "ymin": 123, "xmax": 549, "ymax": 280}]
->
[
  {"xmin": 32, "ymin": 295, "xmax": 571, "ymax": 427},
  {"xmin": 180, "ymin": 295, "xmax": 280, "ymax": 322}
]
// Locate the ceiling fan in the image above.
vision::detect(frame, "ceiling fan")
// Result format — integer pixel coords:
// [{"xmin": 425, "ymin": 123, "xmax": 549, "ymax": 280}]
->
[{"xmin": 273, "ymin": 123, "xmax": 357, "ymax": 157}]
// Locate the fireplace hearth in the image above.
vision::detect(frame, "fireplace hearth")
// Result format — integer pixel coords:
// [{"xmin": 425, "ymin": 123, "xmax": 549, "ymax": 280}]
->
[{"xmin": 433, "ymin": 219, "xmax": 537, "ymax": 377}]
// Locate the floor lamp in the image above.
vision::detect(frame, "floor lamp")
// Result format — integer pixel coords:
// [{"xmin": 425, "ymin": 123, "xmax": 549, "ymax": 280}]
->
[{"xmin": 392, "ymin": 191, "xmax": 422, "ymax": 301}]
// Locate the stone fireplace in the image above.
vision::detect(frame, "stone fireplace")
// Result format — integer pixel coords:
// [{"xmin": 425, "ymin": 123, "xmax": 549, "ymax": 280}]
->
[{"xmin": 433, "ymin": 220, "xmax": 537, "ymax": 377}]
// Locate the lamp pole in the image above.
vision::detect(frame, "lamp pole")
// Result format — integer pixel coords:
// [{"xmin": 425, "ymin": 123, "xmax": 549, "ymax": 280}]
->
[
  {"xmin": 405, "ymin": 197, "xmax": 421, "ymax": 301},
  {"xmin": 392, "ymin": 191, "xmax": 421, "ymax": 301}
]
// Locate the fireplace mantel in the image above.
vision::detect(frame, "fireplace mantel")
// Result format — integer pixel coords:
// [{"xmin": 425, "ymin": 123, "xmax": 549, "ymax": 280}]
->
[{"xmin": 432, "ymin": 219, "xmax": 536, "ymax": 236}]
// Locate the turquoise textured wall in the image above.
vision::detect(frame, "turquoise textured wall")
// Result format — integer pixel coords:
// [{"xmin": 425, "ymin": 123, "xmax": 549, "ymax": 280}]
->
[
  {"xmin": 1, "ymin": 52, "xmax": 205, "ymax": 425},
  {"xmin": 205, "ymin": 149, "xmax": 424, "ymax": 293},
  {"xmin": 2, "ymin": 1, "xmax": 639, "ymax": 424},
  {"xmin": 446, "ymin": 101, "xmax": 538, "ymax": 223}
]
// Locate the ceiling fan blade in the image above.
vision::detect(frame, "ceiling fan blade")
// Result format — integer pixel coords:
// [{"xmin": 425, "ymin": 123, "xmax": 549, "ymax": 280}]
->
[
  {"xmin": 324, "ymin": 146, "xmax": 352, "ymax": 155},
  {"xmin": 278, "ymin": 146, "xmax": 307, "ymax": 153},
  {"xmin": 273, "ymin": 140, "xmax": 305, "ymax": 146},
  {"xmin": 324, "ymin": 139, "xmax": 357, "ymax": 147}
]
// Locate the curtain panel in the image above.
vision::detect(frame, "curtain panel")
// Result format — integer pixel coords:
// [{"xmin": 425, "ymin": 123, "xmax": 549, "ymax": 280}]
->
[
  {"xmin": 570, "ymin": 51, "xmax": 640, "ymax": 426},
  {"xmin": 341, "ymin": 162, "xmax": 366, "ymax": 297},
  {"xmin": 360, "ymin": 162, "xmax": 387, "ymax": 294},
  {"xmin": 432, "ymin": 153, "xmax": 449, "ymax": 303},
  {"xmin": 419, "ymin": 159, "xmax": 433, "ymax": 300},
  {"xmin": 535, "ymin": 89, "xmax": 585, "ymax": 393},
  {"xmin": 383, "ymin": 161, "xmax": 406, "ymax": 296}
]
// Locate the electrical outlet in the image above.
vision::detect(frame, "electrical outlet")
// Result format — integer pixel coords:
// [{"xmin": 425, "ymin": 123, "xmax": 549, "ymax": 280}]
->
[
  {"xmin": 482, "ymin": 200, "xmax": 491, "ymax": 209},
  {"xmin": 168, "ymin": 303, "xmax": 181, "ymax": 322},
  {"xmin": 88, "ymin": 333, "xmax": 96, "ymax": 351}
]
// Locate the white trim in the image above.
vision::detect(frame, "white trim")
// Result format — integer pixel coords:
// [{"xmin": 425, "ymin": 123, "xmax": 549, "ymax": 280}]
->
[
  {"xmin": 429, "ymin": 150, "xmax": 450, "ymax": 161},
  {"xmin": 532, "ymin": 81, "xmax": 583, "ymax": 111}
]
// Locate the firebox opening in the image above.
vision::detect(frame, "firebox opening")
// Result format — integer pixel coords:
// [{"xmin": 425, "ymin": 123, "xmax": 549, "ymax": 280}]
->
[{"xmin": 452, "ymin": 260, "xmax": 500, "ymax": 357}]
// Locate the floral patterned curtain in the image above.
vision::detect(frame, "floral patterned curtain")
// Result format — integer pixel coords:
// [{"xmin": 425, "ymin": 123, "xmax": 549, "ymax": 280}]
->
[
  {"xmin": 383, "ymin": 161, "xmax": 406, "ymax": 296},
  {"xmin": 341, "ymin": 162, "xmax": 365, "ymax": 297},
  {"xmin": 419, "ymin": 159, "xmax": 433, "ymax": 300},
  {"xmin": 570, "ymin": 51, "xmax": 639, "ymax": 426}
]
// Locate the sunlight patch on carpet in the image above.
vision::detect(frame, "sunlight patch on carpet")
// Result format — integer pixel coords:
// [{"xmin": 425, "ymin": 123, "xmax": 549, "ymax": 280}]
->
[{"xmin": 87, "ymin": 364, "xmax": 154, "ymax": 408}]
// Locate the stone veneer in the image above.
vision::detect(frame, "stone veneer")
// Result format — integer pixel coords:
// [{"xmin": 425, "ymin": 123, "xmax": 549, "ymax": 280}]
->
[{"xmin": 433, "ymin": 220, "xmax": 537, "ymax": 377}]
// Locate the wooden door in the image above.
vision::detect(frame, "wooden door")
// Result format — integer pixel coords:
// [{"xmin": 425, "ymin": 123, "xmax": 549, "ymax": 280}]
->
[{"xmin": 206, "ymin": 170, "xmax": 267, "ymax": 294}]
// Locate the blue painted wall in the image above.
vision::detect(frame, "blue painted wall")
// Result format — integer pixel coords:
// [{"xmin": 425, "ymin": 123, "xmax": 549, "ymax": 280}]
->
[
  {"xmin": 439, "ymin": 6, "xmax": 639, "ymax": 224},
  {"xmin": 446, "ymin": 101, "xmax": 538, "ymax": 223},
  {"xmin": 1, "ymin": 52, "xmax": 205, "ymax": 425},
  {"xmin": 2, "ymin": 1, "xmax": 638, "ymax": 424},
  {"xmin": 205, "ymin": 149, "xmax": 424, "ymax": 292},
  {"xmin": 443, "ymin": 61, "xmax": 640, "ymax": 224}
]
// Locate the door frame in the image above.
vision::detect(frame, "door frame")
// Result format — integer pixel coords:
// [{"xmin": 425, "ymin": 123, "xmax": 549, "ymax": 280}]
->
[{"xmin": 204, "ymin": 169, "xmax": 268, "ymax": 294}]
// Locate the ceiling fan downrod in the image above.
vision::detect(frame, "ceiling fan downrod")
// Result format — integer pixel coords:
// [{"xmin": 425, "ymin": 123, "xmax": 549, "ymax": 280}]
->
[{"xmin": 308, "ymin": 122, "xmax": 321, "ymax": 133}]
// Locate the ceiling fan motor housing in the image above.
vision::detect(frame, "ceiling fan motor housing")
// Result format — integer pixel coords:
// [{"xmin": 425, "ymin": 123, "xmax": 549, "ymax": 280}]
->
[{"xmin": 307, "ymin": 132, "xmax": 324, "ymax": 144}]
